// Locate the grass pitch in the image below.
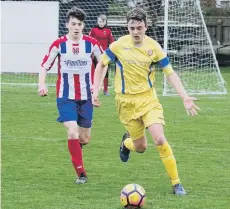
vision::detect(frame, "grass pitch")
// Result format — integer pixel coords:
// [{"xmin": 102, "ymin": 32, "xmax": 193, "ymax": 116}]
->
[{"xmin": 1, "ymin": 68, "xmax": 230, "ymax": 209}]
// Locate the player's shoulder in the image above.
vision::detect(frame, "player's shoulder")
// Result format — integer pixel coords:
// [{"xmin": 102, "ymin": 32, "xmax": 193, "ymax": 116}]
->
[
  {"xmin": 111, "ymin": 35, "xmax": 130, "ymax": 48},
  {"xmin": 117, "ymin": 35, "xmax": 130, "ymax": 43},
  {"xmin": 50, "ymin": 35, "xmax": 67, "ymax": 47},
  {"xmin": 144, "ymin": 35, "xmax": 162, "ymax": 49},
  {"xmin": 57, "ymin": 35, "xmax": 68, "ymax": 42},
  {"xmin": 144, "ymin": 35, "xmax": 158, "ymax": 44},
  {"xmin": 52, "ymin": 35, "xmax": 67, "ymax": 44},
  {"xmin": 82, "ymin": 34, "xmax": 98, "ymax": 45}
]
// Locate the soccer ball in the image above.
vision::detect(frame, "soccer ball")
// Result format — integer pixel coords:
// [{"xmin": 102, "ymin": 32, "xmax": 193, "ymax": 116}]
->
[{"xmin": 120, "ymin": 184, "xmax": 146, "ymax": 209}]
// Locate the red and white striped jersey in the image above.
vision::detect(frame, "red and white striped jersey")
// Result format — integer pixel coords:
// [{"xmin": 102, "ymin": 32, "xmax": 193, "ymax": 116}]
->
[{"xmin": 41, "ymin": 34, "xmax": 103, "ymax": 100}]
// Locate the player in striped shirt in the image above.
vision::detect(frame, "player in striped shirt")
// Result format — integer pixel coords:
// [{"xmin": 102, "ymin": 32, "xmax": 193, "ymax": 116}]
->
[{"xmin": 38, "ymin": 7, "xmax": 104, "ymax": 184}]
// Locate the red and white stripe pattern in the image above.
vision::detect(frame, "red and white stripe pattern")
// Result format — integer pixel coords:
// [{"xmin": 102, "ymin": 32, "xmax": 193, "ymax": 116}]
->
[{"xmin": 41, "ymin": 34, "xmax": 103, "ymax": 100}]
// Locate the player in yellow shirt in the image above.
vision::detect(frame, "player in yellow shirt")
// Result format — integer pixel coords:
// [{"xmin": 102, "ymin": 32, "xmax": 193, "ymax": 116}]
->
[{"xmin": 93, "ymin": 8, "xmax": 200, "ymax": 195}]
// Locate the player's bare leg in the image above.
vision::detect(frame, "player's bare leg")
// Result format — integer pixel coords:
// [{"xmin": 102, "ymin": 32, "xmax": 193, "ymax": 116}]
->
[
  {"xmin": 148, "ymin": 123, "xmax": 187, "ymax": 195},
  {"xmin": 79, "ymin": 126, "xmax": 91, "ymax": 146},
  {"xmin": 64, "ymin": 121, "xmax": 87, "ymax": 184}
]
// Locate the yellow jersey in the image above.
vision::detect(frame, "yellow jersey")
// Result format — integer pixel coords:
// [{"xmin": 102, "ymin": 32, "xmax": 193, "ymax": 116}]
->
[{"xmin": 100, "ymin": 35, "xmax": 174, "ymax": 96}]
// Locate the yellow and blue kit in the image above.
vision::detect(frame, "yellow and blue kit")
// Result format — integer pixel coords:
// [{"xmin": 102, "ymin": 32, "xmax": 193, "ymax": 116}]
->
[
  {"xmin": 100, "ymin": 35, "xmax": 174, "ymax": 97},
  {"xmin": 100, "ymin": 35, "xmax": 174, "ymax": 139}
]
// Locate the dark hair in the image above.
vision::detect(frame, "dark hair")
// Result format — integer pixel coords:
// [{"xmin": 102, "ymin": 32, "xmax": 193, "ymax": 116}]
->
[
  {"xmin": 126, "ymin": 8, "xmax": 147, "ymax": 26},
  {"xmin": 66, "ymin": 6, "xmax": 87, "ymax": 22}
]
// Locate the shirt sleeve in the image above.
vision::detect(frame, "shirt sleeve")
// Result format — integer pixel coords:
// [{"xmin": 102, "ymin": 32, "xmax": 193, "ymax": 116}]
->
[
  {"xmin": 41, "ymin": 40, "xmax": 59, "ymax": 71},
  {"xmin": 100, "ymin": 41, "xmax": 119, "ymax": 66},
  {"xmin": 154, "ymin": 41, "xmax": 174, "ymax": 76}
]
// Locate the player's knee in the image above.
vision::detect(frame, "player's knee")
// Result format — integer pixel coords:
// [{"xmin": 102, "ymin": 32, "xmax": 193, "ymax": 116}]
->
[
  {"xmin": 67, "ymin": 126, "xmax": 79, "ymax": 139},
  {"xmin": 136, "ymin": 144, "xmax": 147, "ymax": 153},
  {"xmin": 79, "ymin": 133, "xmax": 91, "ymax": 145},
  {"xmin": 154, "ymin": 135, "xmax": 166, "ymax": 146}
]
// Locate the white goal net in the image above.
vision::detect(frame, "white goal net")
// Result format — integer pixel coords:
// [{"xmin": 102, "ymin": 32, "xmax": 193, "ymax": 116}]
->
[{"xmin": 1, "ymin": 0, "xmax": 227, "ymax": 95}]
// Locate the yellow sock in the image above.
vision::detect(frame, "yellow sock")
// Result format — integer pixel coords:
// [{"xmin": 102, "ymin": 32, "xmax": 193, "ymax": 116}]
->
[
  {"xmin": 124, "ymin": 137, "xmax": 136, "ymax": 151},
  {"xmin": 156, "ymin": 141, "xmax": 180, "ymax": 186}
]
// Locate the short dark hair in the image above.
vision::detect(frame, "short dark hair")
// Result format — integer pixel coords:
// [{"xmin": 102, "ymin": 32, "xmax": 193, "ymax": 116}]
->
[
  {"xmin": 126, "ymin": 8, "xmax": 147, "ymax": 26},
  {"xmin": 66, "ymin": 6, "xmax": 87, "ymax": 22}
]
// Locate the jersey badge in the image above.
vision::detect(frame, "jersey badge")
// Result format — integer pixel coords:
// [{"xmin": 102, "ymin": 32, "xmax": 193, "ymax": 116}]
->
[
  {"xmin": 72, "ymin": 47, "xmax": 79, "ymax": 55},
  {"xmin": 147, "ymin": 50, "xmax": 153, "ymax": 56}
]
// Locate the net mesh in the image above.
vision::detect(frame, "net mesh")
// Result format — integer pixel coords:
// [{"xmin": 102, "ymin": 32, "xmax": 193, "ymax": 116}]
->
[{"xmin": 1, "ymin": 0, "xmax": 227, "ymax": 95}]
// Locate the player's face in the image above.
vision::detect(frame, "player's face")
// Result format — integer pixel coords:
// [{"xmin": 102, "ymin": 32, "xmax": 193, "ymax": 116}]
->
[
  {"xmin": 97, "ymin": 18, "xmax": 106, "ymax": 28},
  {"xmin": 127, "ymin": 20, "xmax": 147, "ymax": 44},
  {"xmin": 66, "ymin": 16, "xmax": 84, "ymax": 40}
]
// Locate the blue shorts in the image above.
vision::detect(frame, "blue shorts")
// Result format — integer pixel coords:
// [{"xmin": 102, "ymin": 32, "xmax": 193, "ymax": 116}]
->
[{"xmin": 56, "ymin": 98, "xmax": 93, "ymax": 128}]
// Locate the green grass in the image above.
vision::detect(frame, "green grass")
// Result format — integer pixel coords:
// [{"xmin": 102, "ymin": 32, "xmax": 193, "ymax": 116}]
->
[
  {"xmin": 1, "ymin": 68, "xmax": 230, "ymax": 209},
  {"xmin": 1, "ymin": 73, "xmax": 57, "ymax": 85}
]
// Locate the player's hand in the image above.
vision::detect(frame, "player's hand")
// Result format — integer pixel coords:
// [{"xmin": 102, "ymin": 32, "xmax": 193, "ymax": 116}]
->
[
  {"xmin": 92, "ymin": 92, "xmax": 101, "ymax": 107},
  {"xmin": 38, "ymin": 85, "xmax": 48, "ymax": 96},
  {"xmin": 183, "ymin": 96, "xmax": 201, "ymax": 116}
]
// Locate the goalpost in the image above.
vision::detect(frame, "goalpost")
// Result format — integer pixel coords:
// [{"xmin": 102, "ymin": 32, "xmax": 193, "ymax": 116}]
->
[
  {"xmin": 1, "ymin": 0, "xmax": 227, "ymax": 95},
  {"xmin": 161, "ymin": 0, "xmax": 226, "ymax": 95}
]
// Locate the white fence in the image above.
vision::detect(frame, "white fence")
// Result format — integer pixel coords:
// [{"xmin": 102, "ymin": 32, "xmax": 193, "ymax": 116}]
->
[{"xmin": 1, "ymin": 1, "xmax": 59, "ymax": 73}]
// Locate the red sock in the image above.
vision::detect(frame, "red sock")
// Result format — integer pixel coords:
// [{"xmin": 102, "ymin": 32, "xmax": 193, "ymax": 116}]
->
[
  {"xmin": 104, "ymin": 77, "xmax": 108, "ymax": 92},
  {"xmin": 68, "ymin": 139, "xmax": 86, "ymax": 177}
]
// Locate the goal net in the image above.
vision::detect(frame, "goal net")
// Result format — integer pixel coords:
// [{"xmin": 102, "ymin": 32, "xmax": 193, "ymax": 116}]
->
[{"xmin": 1, "ymin": 0, "xmax": 227, "ymax": 95}]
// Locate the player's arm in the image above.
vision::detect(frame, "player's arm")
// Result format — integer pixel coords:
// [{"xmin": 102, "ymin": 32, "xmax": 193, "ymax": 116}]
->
[
  {"xmin": 155, "ymin": 42, "xmax": 200, "ymax": 116},
  {"xmin": 167, "ymin": 72, "xmax": 200, "ymax": 116},
  {"xmin": 38, "ymin": 68, "xmax": 48, "ymax": 96},
  {"xmin": 38, "ymin": 41, "xmax": 59, "ymax": 96},
  {"xmin": 93, "ymin": 59, "xmax": 107, "ymax": 106},
  {"xmin": 93, "ymin": 42, "xmax": 108, "ymax": 87},
  {"xmin": 93, "ymin": 43, "xmax": 118, "ymax": 106}
]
